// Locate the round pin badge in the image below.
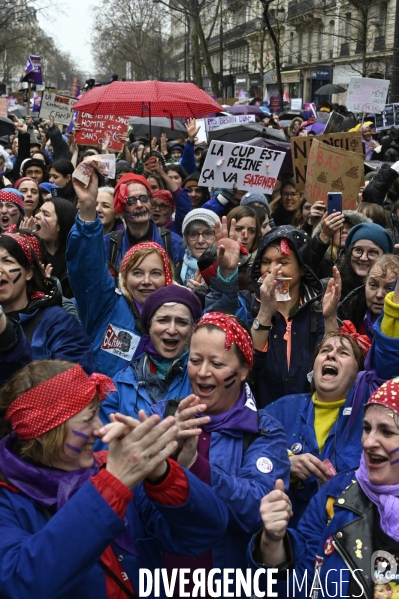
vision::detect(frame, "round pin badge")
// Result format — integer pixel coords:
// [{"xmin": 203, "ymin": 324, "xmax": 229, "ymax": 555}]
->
[
  {"xmin": 324, "ymin": 536, "xmax": 335, "ymax": 556},
  {"xmin": 256, "ymin": 457, "xmax": 273, "ymax": 473},
  {"xmin": 291, "ymin": 443, "xmax": 303, "ymax": 455}
]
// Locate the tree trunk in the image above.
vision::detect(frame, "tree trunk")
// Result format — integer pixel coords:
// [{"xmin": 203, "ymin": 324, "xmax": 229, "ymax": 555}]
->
[
  {"xmin": 195, "ymin": 16, "xmax": 221, "ymax": 95},
  {"xmin": 259, "ymin": 28, "xmax": 266, "ymax": 99},
  {"xmin": 190, "ymin": 18, "xmax": 203, "ymax": 87},
  {"xmin": 262, "ymin": 3, "xmax": 284, "ymax": 100}
]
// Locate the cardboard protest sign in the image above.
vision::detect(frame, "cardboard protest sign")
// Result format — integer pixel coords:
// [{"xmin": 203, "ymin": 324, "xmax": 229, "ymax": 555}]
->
[
  {"xmin": 0, "ymin": 98, "xmax": 7, "ymax": 117},
  {"xmin": 305, "ymin": 139, "xmax": 364, "ymax": 210},
  {"xmin": 346, "ymin": 77, "xmax": 389, "ymax": 113},
  {"xmin": 198, "ymin": 140, "xmax": 285, "ymax": 194},
  {"xmin": 205, "ymin": 114, "xmax": 255, "ymax": 132},
  {"xmin": 291, "ymin": 98, "xmax": 302, "ymax": 110},
  {"xmin": 75, "ymin": 112, "xmax": 129, "ymax": 151},
  {"xmin": 39, "ymin": 92, "xmax": 78, "ymax": 125},
  {"xmin": 291, "ymin": 131, "xmax": 363, "ymax": 192}
]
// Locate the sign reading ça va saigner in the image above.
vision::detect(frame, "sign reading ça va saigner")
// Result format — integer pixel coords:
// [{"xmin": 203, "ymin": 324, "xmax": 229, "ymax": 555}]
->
[{"xmin": 198, "ymin": 140, "xmax": 285, "ymax": 193}]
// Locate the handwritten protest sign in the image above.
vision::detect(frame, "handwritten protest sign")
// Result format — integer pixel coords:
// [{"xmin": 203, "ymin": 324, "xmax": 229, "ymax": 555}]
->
[
  {"xmin": 39, "ymin": 92, "xmax": 78, "ymax": 125},
  {"xmin": 75, "ymin": 112, "xmax": 129, "ymax": 151},
  {"xmin": 346, "ymin": 77, "xmax": 389, "ymax": 114},
  {"xmin": 198, "ymin": 140, "xmax": 285, "ymax": 193},
  {"xmin": 0, "ymin": 98, "xmax": 7, "ymax": 117},
  {"xmin": 291, "ymin": 98, "xmax": 302, "ymax": 110},
  {"xmin": 291, "ymin": 131, "xmax": 363, "ymax": 192},
  {"xmin": 204, "ymin": 114, "xmax": 255, "ymax": 132},
  {"xmin": 305, "ymin": 139, "xmax": 364, "ymax": 210}
]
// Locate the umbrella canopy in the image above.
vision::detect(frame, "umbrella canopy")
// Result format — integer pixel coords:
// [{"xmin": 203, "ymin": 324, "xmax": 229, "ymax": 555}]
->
[
  {"xmin": 224, "ymin": 104, "xmax": 265, "ymax": 116},
  {"xmin": 207, "ymin": 121, "xmax": 288, "ymax": 144},
  {"xmin": 0, "ymin": 116, "xmax": 15, "ymax": 137},
  {"xmin": 129, "ymin": 116, "xmax": 187, "ymax": 140},
  {"xmin": 315, "ymin": 84, "xmax": 347, "ymax": 96},
  {"xmin": 304, "ymin": 121, "xmax": 326, "ymax": 134},
  {"xmin": 73, "ymin": 81, "xmax": 223, "ymax": 118},
  {"xmin": 8, "ymin": 106, "xmax": 27, "ymax": 119}
]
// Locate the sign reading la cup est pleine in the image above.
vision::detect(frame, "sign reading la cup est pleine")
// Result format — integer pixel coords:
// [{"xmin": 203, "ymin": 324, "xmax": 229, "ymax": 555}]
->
[
  {"xmin": 198, "ymin": 140, "xmax": 285, "ymax": 194},
  {"xmin": 39, "ymin": 92, "xmax": 78, "ymax": 125},
  {"xmin": 346, "ymin": 77, "xmax": 390, "ymax": 114}
]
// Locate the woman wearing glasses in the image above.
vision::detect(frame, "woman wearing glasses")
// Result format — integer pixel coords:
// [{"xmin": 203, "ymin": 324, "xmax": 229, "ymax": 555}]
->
[
  {"xmin": 174, "ymin": 209, "xmax": 220, "ymax": 288},
  {"xmin": 102, "ymin": 174, "xmax": 184, "ymax": 271},
  {"xmin": 66, "ymin": 170, "xmax": 176, "ymax": 378},
  {"xmin": 338, "ymin": 222, "xmax": 394, "ymax": 300},
  {"xmin": 272, "ymin": 179, "xmax": 302, "ymax": 226}
]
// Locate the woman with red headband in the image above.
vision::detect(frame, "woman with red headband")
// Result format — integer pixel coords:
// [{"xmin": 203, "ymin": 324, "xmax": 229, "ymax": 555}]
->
[
  {"xmin": 0, "ymin": 229, "xmax": 94, "ymax": 381},
  {"xmin": 150, "ymin": 312, "xmax": 290, "ymax": 581},
  {"xmin": 0, "ymin": 360, "xmax": 228, "ymax": 599},
  {"xmin": 67, "ymin": 170, "xmax": 176, "ymax": 377},
  {"xmin": 249, "ymin": 376, "xmax": 399, "ymax": 598}
]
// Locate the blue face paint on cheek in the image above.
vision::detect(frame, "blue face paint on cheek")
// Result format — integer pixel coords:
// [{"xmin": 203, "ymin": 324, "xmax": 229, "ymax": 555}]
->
[
  {"xmin": 72, "ymin": 429, "xmax": 90, "ymax": 440},
  {"xmin": 65, "ymin": 443, "xmax": 82, "ymax": 454}
]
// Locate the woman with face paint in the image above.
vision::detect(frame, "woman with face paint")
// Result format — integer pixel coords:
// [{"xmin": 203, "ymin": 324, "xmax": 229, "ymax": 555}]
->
[
  {"xmin": 150, "ymin": 312, "xmax": 290, "ymax": 578},
  {"xmin": 250, "ymin": 377, "xmax": 399, "ymax": 598},
  {"xmin": 0, "ymin": 228, "xmax": 94, "ymax": 374},
  {"xmin": 99, "ymin": 286, "xmax": 203, "ymax": 431},
  {"xmin": 0, "ymin": 189, "xmax": 25, "ymax": 233},
  {"xmin": 0, "ymin": 360, "xmax": 228, "ymax": 599}
]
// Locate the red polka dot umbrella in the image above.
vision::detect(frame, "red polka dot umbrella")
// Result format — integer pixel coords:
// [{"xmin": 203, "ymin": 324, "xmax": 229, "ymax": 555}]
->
[{"xmin": 73, "ymin": 81, "xmax": 223, "ymax": 138}]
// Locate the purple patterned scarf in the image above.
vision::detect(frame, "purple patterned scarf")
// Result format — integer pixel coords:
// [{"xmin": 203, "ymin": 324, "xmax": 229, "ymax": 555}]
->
[{"xmin": 202, "ymin": 384, "xmax": 259, "ymax": 433}]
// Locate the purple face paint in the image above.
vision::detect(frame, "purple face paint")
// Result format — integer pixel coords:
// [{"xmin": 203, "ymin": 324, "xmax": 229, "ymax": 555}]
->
[
  {"xmin": 390, "ymin": 447, "xmax": 399, "ymax": 465},
  {"xmin": 43, "ymin": 217, "xmax": 51, "ymax": 228},
  {"xmin": 65, "ymin": 443, "xmax": 82, "ymax": 454},
  {"xmin": 72, "ymin": 429, "xmax": 90, "ymax": 440}
]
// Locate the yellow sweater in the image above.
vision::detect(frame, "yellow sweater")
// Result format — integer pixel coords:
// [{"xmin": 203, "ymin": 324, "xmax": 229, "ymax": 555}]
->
[
  {"xmin": 312, "ymin": 393, "xmax": 346, "ymax": 453},
  {"xmin": 381, "ymin": 292, "xmax": 399, "ymax": 337}
]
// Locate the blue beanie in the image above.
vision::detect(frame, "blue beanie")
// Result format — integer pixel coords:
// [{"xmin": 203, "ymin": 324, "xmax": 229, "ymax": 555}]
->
[
  {"xmin": 240, "ymin": 191, "xmax": 270, "ymax": 214},
  {"xmin": 39, "ymin": 183, "xmax": 59, "ymax": 194},
  {"xmin": 345, "ymin": 222, "xmax": 393, "ymax": 254}
]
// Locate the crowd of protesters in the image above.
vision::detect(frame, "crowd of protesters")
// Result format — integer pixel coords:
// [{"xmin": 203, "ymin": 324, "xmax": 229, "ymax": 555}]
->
[{"xmin": 1, "ymin": 97, "xmax": 399, "ymax": 598}]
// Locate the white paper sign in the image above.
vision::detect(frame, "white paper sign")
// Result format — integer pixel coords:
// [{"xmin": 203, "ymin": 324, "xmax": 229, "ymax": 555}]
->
[
  {"xmin": 205, "ymin": 114, "xmax": 255, "ymax": 132},
  {"xmin": 346, "ymin": 77, "xmax": 390, "ymax": 114},
  {"xmin": 291, "ymin": 98, "xmax": 303, "ymax": 110},
  {"xmin": 198, "ymin": 140, "xmax": 285, "ymax": 193},
  {"xmin": 195, "ymin": 118, "xmax": 207, "ymax": 143},
  {"xmin": 39, "ymin": 92, "xmax": 78, "ymax": 124}
]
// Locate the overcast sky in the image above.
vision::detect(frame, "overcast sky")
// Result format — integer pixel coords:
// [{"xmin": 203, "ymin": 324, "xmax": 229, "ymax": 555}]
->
[{"xmin": 38, "ymin": 0, "xmax": 96, "ymax": 75}]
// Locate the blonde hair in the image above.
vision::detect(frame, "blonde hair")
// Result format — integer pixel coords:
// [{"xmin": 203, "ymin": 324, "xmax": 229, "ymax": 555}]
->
[
  {"xmin": 367, "ymin": 254, "xmax": 399, "ymax": 280},
  {"xmin": 120, "ymin": 246, "xmax": 174, "ymax": 298}
]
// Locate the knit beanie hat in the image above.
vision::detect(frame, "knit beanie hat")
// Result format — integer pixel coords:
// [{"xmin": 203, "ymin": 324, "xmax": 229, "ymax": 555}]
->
[
  {"xmin": 21, "ymin": 158, "xmax": 47, "ymax": 176},
  {"xmin": 182, "ymin": 208, "xmax": 220, "ymax": 236},
  {"xmin": 113, "ymin": 173, "xmax": 153, "ymax": 213},
  {"xmin": 183, "ymin": 172, "xmax": 200, "ymax": 188},
  {"xmin": 39, "ymin": 182, "xmax": 59, "ymax": 194},
  {"xmin": 345, "ymin": 222, "xmax": 394, "ymax": 254},
  {"xmin": 240, "ymin": 192, "xmax": 270, "ymax": 214},
  {"xmin": 141, "ymin": 285, "xmax": 202, "ymax": 332},
  {"xmin": 0, "ymin": 189, "xmax": 25, "ymax": 214}
]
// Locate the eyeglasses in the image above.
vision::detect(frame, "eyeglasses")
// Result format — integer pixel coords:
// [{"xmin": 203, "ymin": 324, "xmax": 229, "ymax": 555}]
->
[
  {"xmin": 126, "ymin": 195, "xmax": 150, "ymax": 206},
  {"xmin": 151, "ymin": 202, "xmax": 170, "ymax": 212},
  {"xmin": 351, "ymin": 247, "xmax": 381, "ymax": 260},
  {"xmin": 187, "ymin": 230, "xmax": 215, "ymax": 241},
  {"xmin": 282, "ymin": 192, "xmax": 298, "ymax": 198}
]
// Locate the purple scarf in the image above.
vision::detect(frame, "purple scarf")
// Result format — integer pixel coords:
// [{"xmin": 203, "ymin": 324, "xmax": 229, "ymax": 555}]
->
[
  {"xmin": 133, "ymin": 298, "xmax": 143, "ymax": 315},
  {"xmin": 202, "ymin": 384, "xmax": 259, "ymax": 434},
  {"xmin": 0, "ymin": 435, "xmax": 99, "ymax": 510},
  {"xmin": 356, "ymin": 453, "xmax": 399, "ymax": 541},
  {"xmin": 363, "ymin": 308, "xmax": 377, "ymax": 342},
  {"xmin": 134, "ymin": 334, "xmax": 166, "ymax": 362}
]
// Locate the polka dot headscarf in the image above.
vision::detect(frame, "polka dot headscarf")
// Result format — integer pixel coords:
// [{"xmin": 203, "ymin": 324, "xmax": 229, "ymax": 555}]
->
[
  {"xmin": 2, "ymin": 227, "xmax": 43, "ymax": 263},
  {"xmin": 0, "ymin": 189, "xmax": 25, "ymax": 214},
  {"xmin": 5, "ymin": 365, "xmax": 116, "ymax": 440},
  {"xmin": 367, "ymin": 378, "xmax": 399, "ymax": 416},
  {"xmin": 120, "ymin": 241, "xmax": 173, "ymax": 285},
  {"xmin": 194, "ymin": 312, "xmax": 254, "ymax": 368},
  {"xmin": 152, "ymin": 190, "xmax": 175, "ymax": 211}
]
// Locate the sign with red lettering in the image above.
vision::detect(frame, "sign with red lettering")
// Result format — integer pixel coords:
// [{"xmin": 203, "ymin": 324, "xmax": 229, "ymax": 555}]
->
[
  {"xmin": 101, "ymin": 323, "xmax": 140, "ymax": 361},
  {"xmin": 75, "ymin": 111, "xmax": 129, "ymax": 151},
  {"xmin": 305, "ymin": 139, "xmax": 364, "ymax": 210},
  {"xmin": 291, "ymin": 131, "xmax": 363, "ymax": 192},
  {"xmin": 198, "ymin": 140, "xmax": 285, "ymax": 193},
  {"xmin": 39, "ymin": 92, "xmax": 78, "ymax": 125}
]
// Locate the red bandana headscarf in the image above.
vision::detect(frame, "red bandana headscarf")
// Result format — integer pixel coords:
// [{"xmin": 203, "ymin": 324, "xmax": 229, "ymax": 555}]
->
[
  {"xmin": 120, "ymin": 241, "xmax": 173, "ymax": 285},
  {"xmin": 5, "ymin": 365, "xmax": 115, "ymax": 440},
  {"xmin": 2, "ymin": 227, "xmax": 43, "ymax": 263},
  {"xmin": 194, "ymin": 312, "xmax": 254, "ymax": 368},
  {"xmin": 367, "ymin": 378, "xmax": 399, "ymax": 415},
  {"xmin": 113, "ymin": 174, "xmax": 153, "ymax": 213},
  {"xmin": 14, "ymin": 177, "xmax": 40, "ymax": 191},
  {"xmin": 339, "ymin": 320, "xmax": 372, "ymax": 356},
  {"xmin": 152, "ymin": 190, "xmax": 175, "ymax": 211}
]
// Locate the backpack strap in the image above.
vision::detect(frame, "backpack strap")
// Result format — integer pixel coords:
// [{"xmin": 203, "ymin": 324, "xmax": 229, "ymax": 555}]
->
[
  {"xmin": 108, "ymin": 229, "xmax": 124, "ymax": 275},
  {"xmin": 158, "ymin": 226, "xmax": 173, "ymax": 261}
]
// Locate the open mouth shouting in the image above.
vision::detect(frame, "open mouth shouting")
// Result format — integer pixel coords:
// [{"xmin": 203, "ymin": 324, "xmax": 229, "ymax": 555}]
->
[
  {"xmin": 196, "ymin": 383, "xmax": 217, "ymax": 397},
  {"xmin": 365, "ymin": 452, "xmax": 389, "ymax": 468},
  {"xmin": 321, "ymin": 364, "xmax": 338, "ymax": 379}
]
